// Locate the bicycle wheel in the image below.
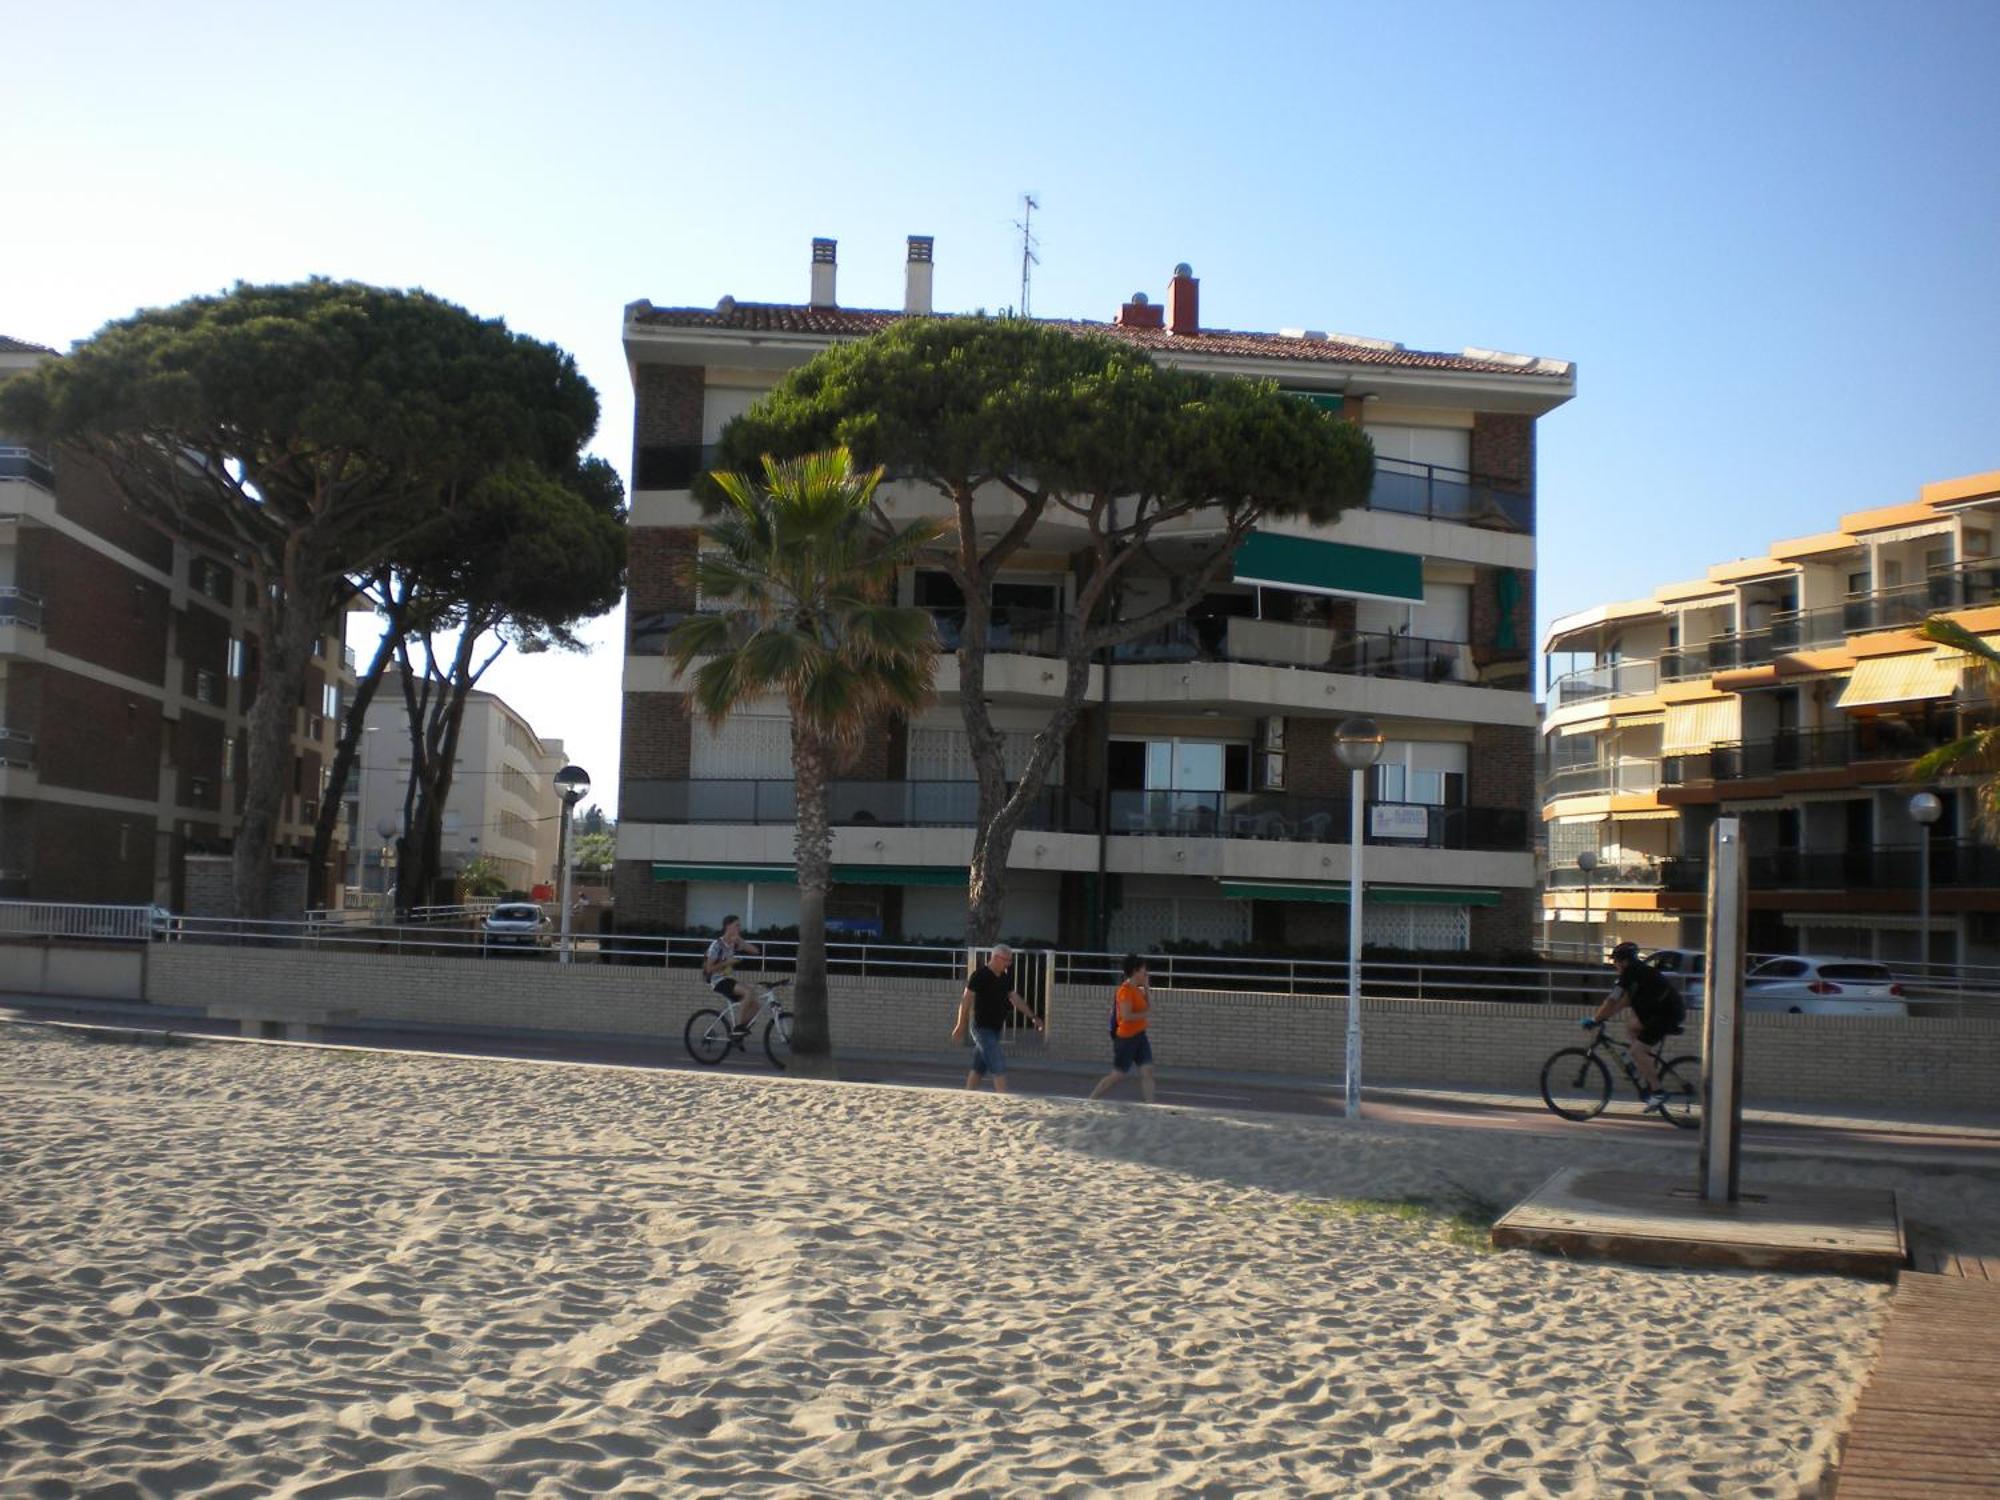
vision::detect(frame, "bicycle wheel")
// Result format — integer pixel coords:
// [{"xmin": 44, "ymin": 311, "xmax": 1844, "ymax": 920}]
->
[
  {"xmin": 684, "ymin": 1009, "xmax": 732, "ymax": 1066},
  {"xmin": 763, "ymin": 1009, "xmax": 792, "ymax": 1070},
  {"xmin": 1656, "ymin": 1057, "xmax": 1701, "ymax": 1130},
  {"xmin": 1540, "ymin": 1048, "xmax": 1612, "ymax": 1120}
]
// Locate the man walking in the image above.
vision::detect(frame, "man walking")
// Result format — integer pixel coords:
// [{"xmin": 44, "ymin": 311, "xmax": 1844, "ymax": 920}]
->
[{"xmin": 950, "ymin": 944, "xmax": 1043, "ymax": 1093}]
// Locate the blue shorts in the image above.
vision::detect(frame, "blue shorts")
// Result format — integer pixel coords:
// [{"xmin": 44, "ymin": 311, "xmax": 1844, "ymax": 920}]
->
[
  {"xmin": 1112, "ymin": 1031, "xmax": 1153, "ymax": 1073},
  {"xmin": 968, "ymin": 1026, "xmax": 1007, "ymax": 1077}
]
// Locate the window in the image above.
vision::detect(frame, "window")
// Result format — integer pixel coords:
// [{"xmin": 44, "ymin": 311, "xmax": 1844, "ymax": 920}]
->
[
  {"xmin": 1106, "ymin": 738, "xmax": 1252, "ymax": 793},
  {"xmin": 321, "ymin": 683, "xmax": 340, "ymax": 720},
  {"xmin": 194, "ymin": 669, "xmax": 220, "ymax": 705},
  {"xmin": 190, "ymin": 777, "xmax": 211, "ymax": 803},
  {"xmin": 227, "ymin": 638, "xmax": 247, "ymax": 678},
  {"xmin": 1373, "ymin": 741, "xmax": 1468, "ymax": 806}
]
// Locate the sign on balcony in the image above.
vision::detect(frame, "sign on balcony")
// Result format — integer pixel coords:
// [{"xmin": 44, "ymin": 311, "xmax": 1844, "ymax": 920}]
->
[{"xmin": 1369, "ymin": 804, "xmax": 1431, "ymax": 841}]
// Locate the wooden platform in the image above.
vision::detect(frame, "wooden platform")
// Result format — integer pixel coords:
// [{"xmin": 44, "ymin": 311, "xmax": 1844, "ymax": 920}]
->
[
  {"xmin": 1909, "ymin": 1229, "xmax": 2000, "ymax": 1281},
  {"xmin": 1832, "ymin": 1272, "xmax": 2000, "ymax": 1497},
  {"xmin": 1490, "ymin": 1166, "xmax": 1905, "ymax": 1278}
]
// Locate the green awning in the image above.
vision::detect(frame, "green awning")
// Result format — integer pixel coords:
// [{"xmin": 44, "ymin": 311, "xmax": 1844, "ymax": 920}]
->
[
  {"xmin": 1219, "ymin": 879, "xmax": 1500, "ymax": 908},
  {"xmin": 653, "ymin": 862, "xmax": 964, "ymax": 888},
  {"xmin": 1233, "ymin": 531, "xmax": 1424, "ymax": 603},
  {"xmin": 1285, "ymin": 390, "xmax": 1346, "ymax": 414}
]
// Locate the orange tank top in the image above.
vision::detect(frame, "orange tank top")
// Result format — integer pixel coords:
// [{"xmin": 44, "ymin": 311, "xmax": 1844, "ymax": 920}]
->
[{"xmin": 1114, "ymin": 981, "xmax": 1149, "ymax": 1038}]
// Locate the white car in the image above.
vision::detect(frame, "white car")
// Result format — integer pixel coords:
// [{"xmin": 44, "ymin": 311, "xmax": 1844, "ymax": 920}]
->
[
  {"xmin": 481, "ymin": 901, "xmax": 549, "ymax": 956},
  {"xmin": 1743, "ymin": 956, "xmax": 1909, "ymax": 1017}
]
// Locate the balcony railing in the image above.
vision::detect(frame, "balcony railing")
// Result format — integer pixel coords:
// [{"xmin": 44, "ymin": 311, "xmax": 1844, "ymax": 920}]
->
[
  {"xmin": 1547, "ymin": 857, "xmax": 1704, "ymax": 892},
  {"xmin": 1662, "ymin": 720, "xmax": 1963, "ymax": 785},
  {"xmin": 1545, "ymin": 759, "xmax": 1661, "ymax": 798},
  {"xmin": 0, "ymin": 588, "xmax": 44, "ymax": 631},
  {"xmin": 1369, "ymin": 459, "xmax": 1532, "ymax": 533},
  {"xmin": 1750, "ymin": 840, "xmax": 2000, "ymax": 890},
  {"xmin": 1115, "ymin": 618, "xmax": 1480, "ymax": 685},
  {"xmin": 622, "ymin": 779, "xmax": 1529, "ymax": 851},
  {"xmin": 0, "ymin": 728, "xmax": 34, "ymax": 768},
  {"xmin": 1547, "ymin": 658, "xmax": 1658, "ymax": 708},
  {"xmin": 0, "ymin": 446, "xmax": 54, "ymax": 491}
]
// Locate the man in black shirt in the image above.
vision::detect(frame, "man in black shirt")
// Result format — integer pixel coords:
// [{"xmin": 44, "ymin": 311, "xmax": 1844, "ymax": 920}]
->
[
  {"xmin": 950, "ymin": 944, "xmax": 1044, "ymax": 1093},
  {"xmin": 1584, "ymin": 941, "xmax": 1686, "ymax": 1110}
]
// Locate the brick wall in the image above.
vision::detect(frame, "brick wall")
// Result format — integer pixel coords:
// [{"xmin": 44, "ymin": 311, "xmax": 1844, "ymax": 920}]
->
[
  {"xmin": 28, "ymin": 802, "xmax": 156, "ymax": 903},
  {"xmin": 182, "ymin": 855, "xmax": 307, "ymax": 918},
  {"xmin": 632, "ymin": 365, "xmax": 705, "ymax": 475},
  {"xmin": 620, "ymin": 692, "xmax": 692, "ymax": 783},
  {"xmin": 1470, "ymin": 887, "xmax": 1536, "ymax": 954},
  {"xmin": 176, "ymin": 604, "xmax": 231, "ymax": 701},
  {"xmin": 1282, "ymin": 716, "xmax": 1349, "ymax": 798},
  {"xmin": 52, "ymin": 446, "xmax": 174, "ymax": 572},
  {"xmin": 1470, "ymin": 413, "xmax": 1534, "ymax": 509},
  {"xmin": 26, "ymin": 529, "xmax": 171, "ymax": 683},
  {"xmin": 139, "ymin": 944, "xmax": 2000, "ymax": 1110},
  {"xmin": 612, "ymin": 861, "xmax": 685, "ymax": 928},
  {"xmin": 1469, "ymin": 565, "xmax": 1534, "ymax": 686},
  {"xmin": 178, "ymin": 709, "xmax": 226, "ymax": 812},
  {"xmin": 38, "ymin": 668, "xmax": 162, "ymax": 800},
  {"xmin": 1470, "ymin": 723, "xmax": 1535, "ymax": 822},
  {"xmin": 629, "ymin": 528, "xmax": 698, "ymax": 615}
]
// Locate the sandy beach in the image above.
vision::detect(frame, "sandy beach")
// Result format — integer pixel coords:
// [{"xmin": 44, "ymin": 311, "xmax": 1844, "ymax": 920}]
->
[{"xmin": 2, "ymin": 1026, "xmax": 1984, "ymax": 1497}]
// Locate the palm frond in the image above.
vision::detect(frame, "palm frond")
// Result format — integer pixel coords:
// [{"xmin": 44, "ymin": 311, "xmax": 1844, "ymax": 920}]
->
[
  {"xmin": 1917, "ymin": 614, "xmax": 2000, "ymax": 676},
  {"xmin": 663, "ymin": 612, "xmax": 734, "ymax": 673}
]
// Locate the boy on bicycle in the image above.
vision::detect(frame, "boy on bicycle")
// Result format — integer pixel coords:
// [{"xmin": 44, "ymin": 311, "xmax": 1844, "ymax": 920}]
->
[
  {"xmin": 703, "ymin": 915, "xmax": 762, "ymax": 1033},
  {"xmin": 1583, "ymin": 941, "xmax": 1685, "ymax": 1111}
]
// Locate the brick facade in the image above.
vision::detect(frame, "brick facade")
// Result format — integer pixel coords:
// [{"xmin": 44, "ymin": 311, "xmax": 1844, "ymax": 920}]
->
[
  {"xmin": 632, "ymin": 365, "xmax": 705, "ymax": 476},
  {"xmin": 26, "ymin": 802, "xmax": 158, "ymax": 903},
  {"xmin": 37, "ymin": 668, "xmax": 164, "ymax": 801},
  {"xmin": 26, "ymin": 528, "xmax": 172, "ymax": 683},
  {"xmin": 1471, "ymin": 887, "xmax": 1536, "ymax": 954},
  {"xmin": 1281, "ymin": 716, "xmax": 1349, "ymax": 798},
  {"xmin": 620, "ymin": 692, "xmax": 692, "ymax": 782},
  {"xmin": 1469, "ymin": 723, "xmax": 1536, "ymax": 823},
  {"xmin": 51, "ymin": 447, "xmax": 174, "ymax": 572},
  {"xmin": 612, "ymin": 859, "xmax": 686, "ymax": 929},
  {"xmin": 629, "ymin": 527, "xmax": 699, "ymax": 616},
  {"xmin": 1470, "ymin": 414, "xmax": 1534, "ymax": 508},
  {"xmin": 1469, "ymin": 564, "xmax": 1534, "ymax": 686}
]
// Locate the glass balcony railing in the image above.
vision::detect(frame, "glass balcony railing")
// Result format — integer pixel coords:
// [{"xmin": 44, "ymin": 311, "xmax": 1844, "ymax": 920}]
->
[
  {"xmin": 1660, "ymin": 720, "xmax": 1966, "ymax": 786},
  {"xmin": 1369, "ymin": 459, "xmax": 1532, "ymax": 532},
  {"xmin": 1547, "ymin": 857, "xmax": 1704, "ymax": 892},
  {"xmin": 1547, "ymin": 658, "xmax": 1657, "ymax": 708},
  {"xmin": 0, "ymin": 445, "xmax": 54, "ymax": 491},
  {"xmin": 0, "ymin": 589, "xmax": 44, "ymax": 631},
  {"xmin": 1545, "ymin": 759, "xmax": 1661, "ymax": 798}
]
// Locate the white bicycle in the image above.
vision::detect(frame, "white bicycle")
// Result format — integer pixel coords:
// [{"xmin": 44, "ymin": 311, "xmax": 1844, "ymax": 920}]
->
[{"xmin": 684, "ymin": 977, "xmax": 793, "ymax": 1069}]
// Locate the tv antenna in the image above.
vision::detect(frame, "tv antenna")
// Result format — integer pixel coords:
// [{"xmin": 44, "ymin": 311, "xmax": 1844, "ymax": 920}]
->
[{"xmin": 1013, "ymin": 193, "xmax": 1040, "ymax": 318}]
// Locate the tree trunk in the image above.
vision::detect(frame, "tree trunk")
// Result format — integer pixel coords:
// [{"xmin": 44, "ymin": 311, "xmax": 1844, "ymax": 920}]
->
[
  {"xmin": 232, "ymin": 588, "xmax": 324, "ymax": 918},
  {"xmin": 307, "ymin": 621, "xmax": 401, "ymax": 906},
  {"xmin": 788, "ymin": 720, "xmax": 837, "ymax": 1078},
  {"xmin": 400, "ymin": 627, "xmax": 500, "ymax": 907}
]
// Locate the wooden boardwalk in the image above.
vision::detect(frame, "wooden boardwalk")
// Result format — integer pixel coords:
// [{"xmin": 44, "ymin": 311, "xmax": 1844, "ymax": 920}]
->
[{"xmin": 1832, "ymin": 1270, "xmax": 2000, "ymax": 1497}]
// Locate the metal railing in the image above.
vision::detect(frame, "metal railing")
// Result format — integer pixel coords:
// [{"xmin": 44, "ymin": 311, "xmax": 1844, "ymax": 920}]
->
[
  {"xmin": 0, "ymin": 445, "xmax": 55, "ymax": 491},
  {"xmin": 1106, "ymin": 791, "xmax": 1527, "ymax": 850},
  {"xmin": 0, "ymin": 588, "xmax": 45, "ymax": 630},
  {"xmin": 1326, "ymin": 632, "xmax": 1473, "ymax": 683},
  {"xmin": 1546, "ymin": 857, "xmax": 1705, "ymax": 892},
  {"xmin": 0, "ymin": 727, "xmax": 33, "ymax": 768},
  {"xmin": 1369, "ymin": 459, "xmax": 1532, "ymax": 533},
  {"xmin": 1662, "ymin": 721, "xmax": 1964, "ymax": 785},
  {"xmin": 620, "ymin": 778, "xmax": 1089, "ymax": 831},
  {"xmin": 1750, "ymin": 840, "xmax": 2000, "ymax": 890},
  {"xmin": 0, "ymin": 901, "xmax": 157, "ymax": 941},
  {"xmin": 1547, "ymin": 658, "xmax": 1657, "ymax": 708}
]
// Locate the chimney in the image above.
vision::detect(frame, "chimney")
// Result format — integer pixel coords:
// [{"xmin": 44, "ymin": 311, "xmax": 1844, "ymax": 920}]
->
[
  {"xmin": 810, "ymin": 237, "xmax": 837, "ymax": 308},
  {"xmin": 904, "ymin": 235, "xmax": 935, "ymax": 315},
  {"xmin": 1115, "ymin": 291, "xmax": 1164, "ymax": 330},
  {"xmin": 1167, "ymin": 262, "xmax": 1199, "ymax": 335}
]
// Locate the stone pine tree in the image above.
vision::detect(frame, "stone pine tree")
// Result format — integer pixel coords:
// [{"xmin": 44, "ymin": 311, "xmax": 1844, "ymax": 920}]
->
[
  {"xmin": 0, "ymin": 280, "xmax": 602, "ymax": 916},
  {"xmin": 667, "ymin": 450, "xmax": 942, "ymax": 1076},
  {"xmin": 712, "ymin": 318, "xmax": 1374, "ymax": 945}
]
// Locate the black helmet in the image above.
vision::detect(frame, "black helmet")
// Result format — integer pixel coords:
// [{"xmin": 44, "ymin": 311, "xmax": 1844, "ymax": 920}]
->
[{"xmin": 1610, "ymin": 941, "xmax": 1641, "ymax": 964}]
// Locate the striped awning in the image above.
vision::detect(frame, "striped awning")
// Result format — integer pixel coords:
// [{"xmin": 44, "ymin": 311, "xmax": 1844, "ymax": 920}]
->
[
  {"xmin": 1661, "ymin": 698, "xmax": 1742, "ymax": 753},
  {"xmin": 1836, "ymin": 652, "xmax": 1961, "ymax": 708}
]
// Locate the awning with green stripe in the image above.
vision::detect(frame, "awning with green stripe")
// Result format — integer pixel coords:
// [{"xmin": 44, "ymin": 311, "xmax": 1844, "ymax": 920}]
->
[
  {"xmin": 1232, "ymin": 531, "xmax": 1424, "ymax": 603},
  {"xmin": 652, "ymin": 862, "xmax": 965, "ymax": 888},
  {"xmin": 1218, "ymin": 879, "xmax": 1500, "ymax": 908}
]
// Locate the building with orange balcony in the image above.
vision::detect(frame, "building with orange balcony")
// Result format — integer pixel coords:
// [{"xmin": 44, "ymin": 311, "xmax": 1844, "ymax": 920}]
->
[{"xmin": 1541, "ymin": 468, "xmax": 2000, "ymax": 966}]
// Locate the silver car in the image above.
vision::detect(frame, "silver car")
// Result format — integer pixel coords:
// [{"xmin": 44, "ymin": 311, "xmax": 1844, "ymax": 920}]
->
[
  {"xmin": 1743, "ymin": 956, "xmax": 1909, "ymax": 1016},
  {"xmin": 481, "ymin": 901, "xmax": 549, "ymax": 956}
]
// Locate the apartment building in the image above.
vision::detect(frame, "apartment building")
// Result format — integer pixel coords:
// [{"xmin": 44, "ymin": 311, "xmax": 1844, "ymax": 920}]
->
[
  {"xmin": 0, "ymin": 335, "xmax": 354, "ymax": 907},
  {"xmin": 345, "ymin": 685, "xmax": 566, "ymax": 898},
  {"xmin": 615, "ymin": 240, "xmax": 1574, "ymax": 951},
  {"xmin": 1542, "ymin": 468, "xmax": 2000, "ymax": 965}
]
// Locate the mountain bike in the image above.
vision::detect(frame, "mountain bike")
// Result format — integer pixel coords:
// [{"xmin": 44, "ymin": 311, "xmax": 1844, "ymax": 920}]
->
[
  {"xmin": 1540, "ymin": 1021, "xmax": 1699, "ymax": 1129},
  {"xmin": 684, "ymin": 977, "xmax": 793, "ymax": 1070}
]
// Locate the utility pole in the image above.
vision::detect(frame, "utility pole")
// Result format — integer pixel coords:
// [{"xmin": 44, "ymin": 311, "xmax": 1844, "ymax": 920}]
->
[{"xmin": 1014, "ymin": 194, "xmax": 1040, "ymax": 318}]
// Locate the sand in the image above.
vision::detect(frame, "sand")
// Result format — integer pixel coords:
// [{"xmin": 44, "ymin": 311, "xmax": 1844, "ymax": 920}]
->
[{"xmin": 2, "ymin": 1025, "xmax": 1983, "ymax": 1498}]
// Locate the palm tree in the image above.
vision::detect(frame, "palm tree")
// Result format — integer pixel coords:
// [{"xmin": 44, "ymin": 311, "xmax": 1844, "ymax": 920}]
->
[
  {"xmin": 1911, "ymin": 616, "xmax": 2000, "ymax": 832},
  {"xmin": 666, "ymin": 449, "xmax": 943, "ymax": 1076}
]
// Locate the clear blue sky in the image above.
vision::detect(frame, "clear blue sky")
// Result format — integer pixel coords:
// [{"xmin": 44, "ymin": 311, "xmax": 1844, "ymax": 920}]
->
[{"xmin": 6, "ymin": 0, "xmax": 1997, "ymax": 795}]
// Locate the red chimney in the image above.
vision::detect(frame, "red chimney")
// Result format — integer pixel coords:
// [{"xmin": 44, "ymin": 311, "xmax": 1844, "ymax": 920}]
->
[
  {"xmin": 1167, "ymin": 262, "xmax": 1199, "ymax": 335},
  {"xmin": 1115, "ymin": 291, "xmax": 1164, "ymax": 329}
]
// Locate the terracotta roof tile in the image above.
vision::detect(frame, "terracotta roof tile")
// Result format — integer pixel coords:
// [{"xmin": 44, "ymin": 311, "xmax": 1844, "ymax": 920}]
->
[
  {"xmin": 629, "ymin": 302, "xmax": 1570, "ymax": 379},
  {"xmin": 0, "ymin": 334, "xmax": 56, "ymax": 356}
]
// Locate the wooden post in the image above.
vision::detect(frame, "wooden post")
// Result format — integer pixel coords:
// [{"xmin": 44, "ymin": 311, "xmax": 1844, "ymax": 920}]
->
[{"xmin": 1700, "ymin": 817, "xmax": 1747, "ymax": 1202}]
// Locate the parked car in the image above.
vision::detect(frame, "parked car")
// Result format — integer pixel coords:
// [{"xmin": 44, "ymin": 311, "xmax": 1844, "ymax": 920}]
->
[
  {"xmin": 1743, "ymin": 956, "xmax": 1909, "ymax": 1016},
  {"xmin": 481, "ymin": 901, "xmax": 550, "ymax": 956},
  {"xmin": 1641, "ymin": 948, "xmax": 1780, "ymax": 1007}
]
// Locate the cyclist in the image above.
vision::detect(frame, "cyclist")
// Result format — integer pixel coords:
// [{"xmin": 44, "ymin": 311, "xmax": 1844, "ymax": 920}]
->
[
  {"xmin": 1583, "ymin": 940, "xmax": 1685, "ymax": 1110},
  {"xmin": 703, "ymin": 915, "xmax": 763, "ymax": 1034}
]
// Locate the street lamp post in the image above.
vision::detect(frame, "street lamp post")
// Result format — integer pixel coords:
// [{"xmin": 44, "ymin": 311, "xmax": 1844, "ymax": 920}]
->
[
  {"xmin": 1577, "ymin": 848, "xmax": 1599, "ymax": 957},
  {"xmin": 554, "ymin": 765, "xmax": 591, "ymax": 966},
  {"xmin": 1909, "ymin": 791, "xmax": 1943, "ymax": 973},
  {"xmin": 1335, "ymin": 718, "xmax": 1385, "ymax": 1120},
  {"xmin": 374, "ymin": 815, "xmax": 399, "ymax": 906}
]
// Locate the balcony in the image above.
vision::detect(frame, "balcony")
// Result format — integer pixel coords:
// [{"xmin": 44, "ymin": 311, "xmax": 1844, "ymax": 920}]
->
[
  {"xmin": 0, "ymin": 727, "xmax": 33, "ymax": 768},
  {"xmin": 1114, "ymin": 617, "xmax": 1479, "ymax": 686},
  {"xmin": 622, "ymin": 778, "xmax": 1529, "ymax": 852},
  {"xmin": 1547, "ymin": 857, "xmax": 1704, "ymax": 893},
  {"xmin": 1547, "ymin": 658, "xmax": 1658, "ymax": 709},
  {"xmin": 1368, "ymin": 459, "xmax": 1532, "ymax": 533},
  {"xmin": 1750, "ymin": 840, "xmax": 2000, "ymax": 890},
  {"xmin": 1661, "ymin": 720, "xmax": 1963, "ymax": 786},
  {"xmin": 1702, "ymin": 561, "xmax": 2000, "ymax": 665},
  {"xmin": 1545, "ymin": 758, "xmax": 1661, "ymax": 799},
  {"xmin": 0, "ymin": 588, "xmax": 44, "ymax": 631},
  {"xmin": 0, "ymin": 445, "xmax": 54, "ymax": 492}
]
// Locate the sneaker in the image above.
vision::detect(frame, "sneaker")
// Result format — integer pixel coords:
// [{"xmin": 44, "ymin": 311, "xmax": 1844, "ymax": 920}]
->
[{"xmin": 1641, "ymin": 1091, "xmax": 1669, "ymax": 1112}]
